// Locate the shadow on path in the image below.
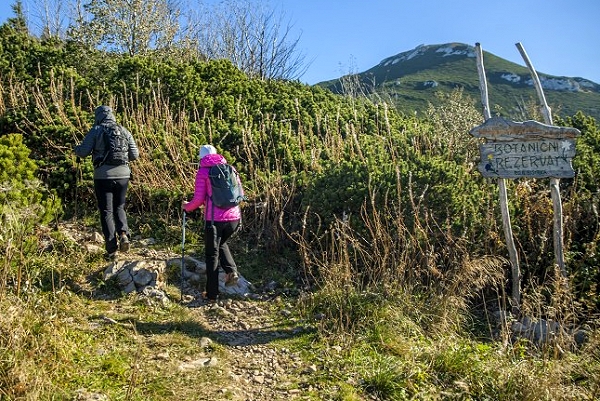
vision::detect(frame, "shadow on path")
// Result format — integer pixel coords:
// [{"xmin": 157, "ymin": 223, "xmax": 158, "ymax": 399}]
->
[{"xmin": 132, "ymin": 319, "xmax": 311, "ymax": 346}]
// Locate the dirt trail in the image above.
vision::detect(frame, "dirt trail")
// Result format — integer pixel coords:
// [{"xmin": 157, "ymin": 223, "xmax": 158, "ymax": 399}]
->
[{"xmin": 188, "ymin": 298, "xmax": 317, "ymax": 400}]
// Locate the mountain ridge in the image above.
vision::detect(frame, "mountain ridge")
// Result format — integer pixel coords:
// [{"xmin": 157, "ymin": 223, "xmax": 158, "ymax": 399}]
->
[{"xmin": 317, "ymin": 42, "xmax": 600, "ymax": 120}]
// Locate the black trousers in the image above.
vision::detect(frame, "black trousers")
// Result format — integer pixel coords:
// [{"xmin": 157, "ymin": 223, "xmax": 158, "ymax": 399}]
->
[
  {"xmin": 94, "ymin": 178, "xmax": 130, "ymax": 253},
  {"xmin": 204, "ymin": 220, "xmax": 240, "ymax": 300}
]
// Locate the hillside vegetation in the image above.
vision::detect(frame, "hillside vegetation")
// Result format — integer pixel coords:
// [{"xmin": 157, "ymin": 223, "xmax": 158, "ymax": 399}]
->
[{"xmin": 1, "ymin": 15, "xmax": 600, "ymax": 401}]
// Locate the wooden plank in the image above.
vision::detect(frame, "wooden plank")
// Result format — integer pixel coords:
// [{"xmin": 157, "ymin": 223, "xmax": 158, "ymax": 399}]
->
[
  {"xmin": 481, "ymin": 139, "xmax": 577, "ymax": 158},
  {"xmin": 478, "ymin": 138, "xmax": 577, "ymax": 178},
  {"xmin": 470, "ymin": 116, "xmax": 580, "ymax": 140}
]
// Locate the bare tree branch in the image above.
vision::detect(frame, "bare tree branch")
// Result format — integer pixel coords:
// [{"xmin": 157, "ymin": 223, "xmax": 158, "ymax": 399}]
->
[{"xmin": 194, "ymin": 0, "xmax": 308, "ymax": 80}]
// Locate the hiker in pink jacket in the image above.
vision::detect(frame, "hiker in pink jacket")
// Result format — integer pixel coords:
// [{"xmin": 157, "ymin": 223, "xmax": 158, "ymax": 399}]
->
[{"xmin": 182, "ymin": 145, "xmax": 243, "ymax": 303}]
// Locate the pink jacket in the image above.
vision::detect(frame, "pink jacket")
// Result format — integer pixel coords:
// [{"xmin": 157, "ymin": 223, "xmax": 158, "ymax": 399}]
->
[{"xmin": 183, "ymin": 153, "xmax": 243, "ymax": 221}]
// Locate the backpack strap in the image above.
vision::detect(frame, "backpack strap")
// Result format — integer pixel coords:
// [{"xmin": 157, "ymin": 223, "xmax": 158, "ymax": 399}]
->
[
  {"xmin": 202, "ymin": 165, "xmax": 216, "ymax": 227},
  {"xmin": 94, "ymin": 125, "xmax": 110, "ymax": 168}
]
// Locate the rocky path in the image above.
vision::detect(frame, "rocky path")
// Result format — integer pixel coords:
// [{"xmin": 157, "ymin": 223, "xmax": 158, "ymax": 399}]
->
[
  {"xmin": 126, "ymin": 254, "xmax": 321, "ymax": 400},
  {"xmin": 121, "ymin": 254, "xmax": 322, "ymax": 400},
  {"xmin": 187, "ymin": 297, "xmax": 318, "ymax": 400}
]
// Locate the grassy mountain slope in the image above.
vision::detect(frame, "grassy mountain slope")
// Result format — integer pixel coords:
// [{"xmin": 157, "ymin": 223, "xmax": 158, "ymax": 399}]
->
[{"xmin": 319, "ymin": 43, "xmax": 600, "ymax": 120}]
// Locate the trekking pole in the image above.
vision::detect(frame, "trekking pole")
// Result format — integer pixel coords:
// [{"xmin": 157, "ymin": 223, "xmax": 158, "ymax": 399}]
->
[
  {"xmin": 180, "ymin": 210, "xmax": 186, "ymax": 302},
  {"xmin": 74, "ymin": 157, "xmax": 81, "ymax": 222}
]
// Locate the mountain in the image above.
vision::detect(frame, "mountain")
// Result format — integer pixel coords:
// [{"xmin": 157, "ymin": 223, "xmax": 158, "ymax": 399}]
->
[{"xmin": 317, "ymin": 43, "xmax": 600, "ymax": 121}]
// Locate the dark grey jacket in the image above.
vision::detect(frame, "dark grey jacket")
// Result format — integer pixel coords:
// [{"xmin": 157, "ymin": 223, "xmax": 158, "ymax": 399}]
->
[{"xmin": 75, "ymin": 106, "xmax": 139, "ymax": 179}]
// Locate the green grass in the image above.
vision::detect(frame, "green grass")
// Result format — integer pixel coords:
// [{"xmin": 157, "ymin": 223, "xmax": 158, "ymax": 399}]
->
[
  {"xmin": 288, "ymin": 288, "xmax": 600, "ymax": 401},
  {"xmin": 0, "ymin": 287, "xmax": 227, "ymax": 400},
  {"xmin": 2, "ymin": 248, "xmax": 599, "ymax": 400}
]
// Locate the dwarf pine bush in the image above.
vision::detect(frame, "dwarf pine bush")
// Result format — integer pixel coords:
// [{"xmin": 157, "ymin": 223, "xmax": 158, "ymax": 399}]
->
[{"xmin": 0, "ymin": 134, "xmax": 62, "ymax": 294}]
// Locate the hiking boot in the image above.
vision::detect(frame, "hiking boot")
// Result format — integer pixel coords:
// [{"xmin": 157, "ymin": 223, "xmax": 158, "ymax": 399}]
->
[
  {"xmin": 119, "ymin": 233, "xmax": 130, "ymax": 252},
  {"xmin": 225, "ymin": 272, "xmax": 239, "ymax": 287},
  {"xmin": 201, "ymin": 292, "xmax": 217, "ymax": 306}
]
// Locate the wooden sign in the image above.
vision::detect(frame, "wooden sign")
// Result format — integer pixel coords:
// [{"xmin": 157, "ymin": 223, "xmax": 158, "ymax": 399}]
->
[{"xmin": 470, "ymin": 117, "xmax": 580, "ymax": 179}]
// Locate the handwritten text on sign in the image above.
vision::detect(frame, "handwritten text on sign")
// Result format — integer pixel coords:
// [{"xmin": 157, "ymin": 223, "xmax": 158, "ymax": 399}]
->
[
  {"xmin": 478, "ymin": 139, "xmax": 577, "ymax": 178},
  {"xmin": 470, "ymin": 118, "xmax": 580, "ymax": 179}
]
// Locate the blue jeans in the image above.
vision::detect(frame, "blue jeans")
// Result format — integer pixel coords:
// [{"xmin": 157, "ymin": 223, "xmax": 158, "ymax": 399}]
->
[
  {"xmin": 204, "ymin": 220, "xmax": 240, "ymax": 300},
  {"xmin": 94, "ymin": 179, "xmax": 130, "ymax": 253}
]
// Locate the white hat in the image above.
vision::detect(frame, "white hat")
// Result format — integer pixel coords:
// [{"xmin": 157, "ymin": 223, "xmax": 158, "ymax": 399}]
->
[{"xmin": 199, "ymin": 144, "xmax": 217, "ymax": 159}]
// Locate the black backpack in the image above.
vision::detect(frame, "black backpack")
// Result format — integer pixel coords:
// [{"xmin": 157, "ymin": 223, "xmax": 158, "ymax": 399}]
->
[
  {"xmin": 208, "ymin": 164, "xmax": 245, "ymax": 208},
  {"xmin": 95, "ymin": 124, "xmax": 129, "ymax": 167}
]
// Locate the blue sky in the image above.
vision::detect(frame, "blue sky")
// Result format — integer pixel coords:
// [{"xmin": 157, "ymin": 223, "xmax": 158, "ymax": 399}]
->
[{"xmin": 1, "ymin": 0, "xmax": 598, "ymax": 85}]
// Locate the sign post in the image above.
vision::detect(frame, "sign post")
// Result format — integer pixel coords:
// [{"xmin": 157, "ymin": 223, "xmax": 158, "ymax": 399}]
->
[
  {"xmin": 473, "ymin": 44, "xmax": 581, "ymax": 312},
  {"xmin": 475, "ymin": 44, "xmax": 521, "ymax": 312},
  {"xmin": 515, "ymin": 42, "xmax": 575, "ymax": 278},
  {"xmin": 470, "ymin": 117, "xmax": 580, "ymax": 310}
]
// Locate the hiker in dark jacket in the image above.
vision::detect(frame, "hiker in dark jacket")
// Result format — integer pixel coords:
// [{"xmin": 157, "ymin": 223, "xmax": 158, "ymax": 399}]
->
[
  {"xmin": 182, "ymin": 145, "xmax": 243, "ymax": 304},
  {"xmin": 75, "ymin": 105, "xmax": 139, "ymax": 259}
]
